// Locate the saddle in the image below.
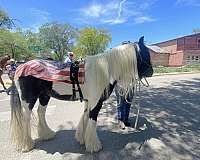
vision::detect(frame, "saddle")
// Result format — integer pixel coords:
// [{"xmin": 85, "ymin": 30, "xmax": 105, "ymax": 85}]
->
[{"xmin": 15, "ymin": 59, "xmax": 85, "ymax": 102}]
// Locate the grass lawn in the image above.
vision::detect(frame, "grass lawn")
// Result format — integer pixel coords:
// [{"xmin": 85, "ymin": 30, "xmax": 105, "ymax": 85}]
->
[{"xmin": 153, "ymin": 64, "xmax": 200, "ymax": 74}]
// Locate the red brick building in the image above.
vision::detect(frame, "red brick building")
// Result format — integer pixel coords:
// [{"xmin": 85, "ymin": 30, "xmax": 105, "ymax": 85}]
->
[{"xmin": 149, "ymin": 33, "xmax": 200, "ymax": 67}]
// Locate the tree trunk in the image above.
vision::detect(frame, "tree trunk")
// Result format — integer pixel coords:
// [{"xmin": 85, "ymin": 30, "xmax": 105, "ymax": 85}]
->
[{"xmin": 10, "ymin": 44, "xmax": 15, "ymax": 59}]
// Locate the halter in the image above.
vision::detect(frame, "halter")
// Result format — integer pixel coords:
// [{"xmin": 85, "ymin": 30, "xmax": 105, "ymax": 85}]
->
[{"xmin": 134, "ymin": 42, "xmax": 153, "ymax": 79}]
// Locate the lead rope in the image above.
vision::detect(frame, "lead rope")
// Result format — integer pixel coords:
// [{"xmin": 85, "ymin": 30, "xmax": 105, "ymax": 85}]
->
[
  {"xmin": 123, "ymin": 77, "xmax": 149, "ymax": 130},
  {"xmin": 134, "ymin": 80, "xmax": 141, "ymax": 129},
  {"xmin": 134, "ymin": 77, "xmax": 150, "ymax": 129},
  {"xmin": 116, "ymin": 77, "xmax": 149, "ymax": 129}
]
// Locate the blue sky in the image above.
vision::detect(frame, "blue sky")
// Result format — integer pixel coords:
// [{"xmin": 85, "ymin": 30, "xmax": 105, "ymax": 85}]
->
[{"xmin": 0, "ymin": 0, "xmax": 200, "ymax": 47}]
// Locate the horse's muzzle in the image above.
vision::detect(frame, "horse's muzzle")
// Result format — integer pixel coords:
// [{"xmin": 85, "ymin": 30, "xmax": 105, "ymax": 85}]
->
[{"xmin": 142, "ymin": 67, "xmax": 154, "ymax": 78}]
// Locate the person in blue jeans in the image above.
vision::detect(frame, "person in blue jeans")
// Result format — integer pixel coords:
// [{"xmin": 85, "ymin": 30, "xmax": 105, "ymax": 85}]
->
[
  {"xmin": 115, "ymin": 86, "xmax": 134, "ymax": 129},
  {"xmin": 6, "ymin": 59, "xmax": 16, "ymax": 95}
]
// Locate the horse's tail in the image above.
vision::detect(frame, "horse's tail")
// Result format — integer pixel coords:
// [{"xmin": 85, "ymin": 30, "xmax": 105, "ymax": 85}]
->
[{"xmin": 10, "ymin": 81, "xmax": 24, "ymax": 150}]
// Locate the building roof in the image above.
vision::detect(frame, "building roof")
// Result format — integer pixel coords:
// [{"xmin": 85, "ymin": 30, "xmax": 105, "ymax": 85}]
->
[
  {"xmin": 152, "ymin": 33, "xmax": 200, "ymax": 45},
  {"xmin": 147, "ymin": 45, "xmax": 170, "ymax": 54}
]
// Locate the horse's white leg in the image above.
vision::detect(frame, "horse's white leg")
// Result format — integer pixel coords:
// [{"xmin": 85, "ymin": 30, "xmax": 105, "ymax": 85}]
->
[
  {"xmin": 21, "ymin": 101, "xmax": 35, "ymax": 152},
  {"xmin": 84, "ymin": 118, "xmax": 102, "ymax": 152},
  {"xmin": 37, "ymin": 104, "xmax": 55, "ymax": 140},
  {"xmin": 83, "ymin": 95, "xmax": 109, "ymax": 152},
  {"xmin": 75, "ymin": 101, "xmax": 89, "ymax": 144}
]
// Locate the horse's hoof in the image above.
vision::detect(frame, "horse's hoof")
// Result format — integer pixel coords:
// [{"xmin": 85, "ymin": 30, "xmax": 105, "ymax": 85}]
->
[
  {"xmin": 85, "ymin": 140, "xmax": 102, "ymax": 153},
  {"xmin": 86, "ymin": 143, "xmax": 102, "ymax": 153},
  {"xmin": 21, "ymin": 141, "xmax": 35, "ymax": 152}
]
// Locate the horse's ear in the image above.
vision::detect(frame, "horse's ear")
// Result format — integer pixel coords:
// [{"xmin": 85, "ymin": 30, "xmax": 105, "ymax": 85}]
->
[
  {"xmin": 138, "ymin": 36, "xmax": 144, "ymax": 45},
  {"xmin": 138, "ymin": 36, "xmax": 149, "ymax": 55}
]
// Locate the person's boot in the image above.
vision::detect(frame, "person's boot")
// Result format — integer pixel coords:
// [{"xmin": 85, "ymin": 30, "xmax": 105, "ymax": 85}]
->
[
  {"xmin": 118, "ymin": 120, "xmax": 126, "ymax": 130},
  {"xmin": 123, "ymin": 120, "xmax": 131, "ymax": 127}
]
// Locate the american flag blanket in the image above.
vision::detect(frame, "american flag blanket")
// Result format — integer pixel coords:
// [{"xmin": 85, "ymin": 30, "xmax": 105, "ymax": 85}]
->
[{"xmin": 15, "ymin": 59, "xmax": 85, "ymax": 84}]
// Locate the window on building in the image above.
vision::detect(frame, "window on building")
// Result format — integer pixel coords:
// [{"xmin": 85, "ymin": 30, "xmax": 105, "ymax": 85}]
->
[
  {"xmin": 185, "ymin": 37, "xmax": 196, "ymax": 49},
  {"xmin": 185, "ymin": 55, "xmax": 200, "ymax": 64},
  {"xmin": 198, "ymin": 39, "xmax": 200, "ymax": 48},
  {"xmin": 177, "ymin": 38, "xmax": 184, "ymax": 51},
  {"xmin": 186, "ymin": 56, "xmax": 190, "ymax": 60},
  {"xmin": 185, "ymin": 56, "xmax": 190, "ymax": 64}
]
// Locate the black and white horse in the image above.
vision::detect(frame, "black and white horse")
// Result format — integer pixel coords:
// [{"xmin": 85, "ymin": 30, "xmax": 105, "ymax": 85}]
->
[{"xmin": 10, "ymin": 36, "xmax": 153, "ymax": 153}]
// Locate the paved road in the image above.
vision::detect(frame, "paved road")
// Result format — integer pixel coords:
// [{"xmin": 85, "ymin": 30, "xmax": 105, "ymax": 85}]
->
[{"xmin": 0, "ymin": 73, "xmax": 200, "ymax": 160}]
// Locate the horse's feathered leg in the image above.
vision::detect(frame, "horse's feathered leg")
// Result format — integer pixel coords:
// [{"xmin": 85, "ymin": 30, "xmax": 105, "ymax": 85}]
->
[
  {"xmin": 75, "ymin": 101, "xmax": 89, "ymax": 144},
  {"xmin": 84, "ymin": 100, "xmax": 103, "ymax": 152},
  {"xmin": 21, "ymin": 100, "xmax": 35, "ymax": 152},
  {"xmin": 37, "ymin": 94, "xmax": 55, "ymax": 140},
  {"xmin": 84, "ymin": 81, "xmax": 117, "ymax": 152}
]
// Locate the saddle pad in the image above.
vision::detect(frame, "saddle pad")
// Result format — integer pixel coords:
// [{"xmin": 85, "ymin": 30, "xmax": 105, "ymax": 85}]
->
[{"xmin": 15, "ymin": 59, "xmax": 85, "ymax": 84}]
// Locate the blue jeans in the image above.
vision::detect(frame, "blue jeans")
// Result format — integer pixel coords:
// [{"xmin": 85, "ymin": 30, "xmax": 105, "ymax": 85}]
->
[{"xmin": 115, "ymin": 88, "xmax": 134, "ymax": 122}]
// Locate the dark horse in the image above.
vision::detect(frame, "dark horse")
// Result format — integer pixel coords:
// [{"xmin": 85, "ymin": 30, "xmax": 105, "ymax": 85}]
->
[{"xmin": 10, "ymin": 37, "xmax": 153, "ymax": 152}]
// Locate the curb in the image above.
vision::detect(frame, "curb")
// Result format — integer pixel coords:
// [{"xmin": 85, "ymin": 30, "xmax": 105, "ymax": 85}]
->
[{"xmin": 153, "ymin": 71, "xmax": 200, "ymax": 77}]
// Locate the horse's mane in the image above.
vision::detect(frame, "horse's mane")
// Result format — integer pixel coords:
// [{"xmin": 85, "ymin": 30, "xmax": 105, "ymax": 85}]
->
[{"xmin": 84, "ymin": 43, "xmax": 138, "ymax": 109}]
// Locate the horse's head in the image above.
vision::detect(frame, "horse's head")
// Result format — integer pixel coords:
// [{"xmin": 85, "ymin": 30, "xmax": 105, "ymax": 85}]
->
[{"xmin": 136, "ymin": 36, "xmax": 153, "ymax": 79}]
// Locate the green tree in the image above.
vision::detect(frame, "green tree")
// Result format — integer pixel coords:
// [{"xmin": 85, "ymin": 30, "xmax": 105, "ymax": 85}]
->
[
  {"xmin": 39, "ymin": 22, "xmax": 77, "ymax": 61},
  {"xmin": 74, "ymin": 27, "xmax": 112, "ymax": 58},
  {"xmin": 23, "ymin": 30, "xmax": 44, "ymax": 56},
  {"xmin": 0, "ymin": 9, "xmax": 14, "ymax": 29},
  {"xmin": 0, "ymin": 29, "xmax": 32, "ymax": 60}
]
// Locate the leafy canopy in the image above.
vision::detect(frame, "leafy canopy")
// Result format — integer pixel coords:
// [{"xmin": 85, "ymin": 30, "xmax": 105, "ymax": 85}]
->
[
  {"xmin": 74, "ymin": 27, "xmax": 112, "ymax": 58},
  {"xmin": 39, "ymin": 22, "xmax": 77, "ymax": 61},
  {"xmin": 0, "ymin": 29, "xmax": 32, "ymax": 60}
]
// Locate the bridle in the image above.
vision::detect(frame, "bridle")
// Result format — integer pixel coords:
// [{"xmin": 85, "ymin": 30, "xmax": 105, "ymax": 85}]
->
[{"xmin": 134, "ymin": 42, "xmax": 153, "ymax": 80}]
